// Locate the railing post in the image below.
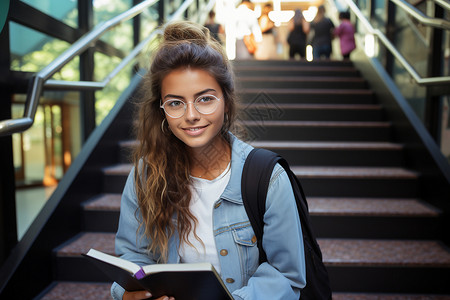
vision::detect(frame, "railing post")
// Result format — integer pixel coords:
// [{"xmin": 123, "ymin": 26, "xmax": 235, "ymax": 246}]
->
[
  {"xmin": 385, "ymin": 0, "xmax": 396, "ymax": 75},
  {"xmin": 0, "ymin": 20, "xmax": 18, "ymax": 264},
  {"xmin": 158, "ymin": 0, "xmax": 166, "ymax": 25},
  {"xmin": 78, "ymin": 0, "xmax": 96, "ymax": 143},
  {"xmin": 133, "ymin": 0, "xmax": 143, "ymax": 47},
  {"xmin": 424, "ymin": 2, "xmax": 445, "ymax": 143}
]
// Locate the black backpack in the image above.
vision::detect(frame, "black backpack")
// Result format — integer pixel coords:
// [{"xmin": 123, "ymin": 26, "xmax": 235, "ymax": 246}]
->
[{"xmin": 241, "ymin": 148, "xmax": 332, "ymax": 300}]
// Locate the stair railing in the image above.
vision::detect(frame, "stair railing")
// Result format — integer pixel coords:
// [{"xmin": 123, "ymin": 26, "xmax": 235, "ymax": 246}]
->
[
  {"xmin": 343, "ymin": 0, "xmax": 450, "ymax": 86},
  {"xmin": 0, "ymin": 0, "xmax": 215, "ymax": 137}
]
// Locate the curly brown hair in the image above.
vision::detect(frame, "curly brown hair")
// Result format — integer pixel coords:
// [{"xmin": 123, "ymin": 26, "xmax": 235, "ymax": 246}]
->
[{"xmin": 132, "ymin": 20, "xmax": 237, "ymax": 262}]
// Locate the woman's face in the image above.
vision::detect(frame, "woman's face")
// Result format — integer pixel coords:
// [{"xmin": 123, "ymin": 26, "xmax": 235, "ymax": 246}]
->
[{"xmin": 161, "ymin": 67, "xmax": 226, "ymax": 153}]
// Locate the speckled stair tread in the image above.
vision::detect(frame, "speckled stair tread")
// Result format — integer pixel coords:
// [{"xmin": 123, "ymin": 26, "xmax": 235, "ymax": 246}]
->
[
  {"xmin": 240, "ymin": 103, "xmax": 382, "ymax": 109},
  {"xmin": 332, "ymin": 293, "xmax": 450, "ymax": 300},
  {"xmin": 122, "ymin": 140, "xmax": 402, "ymax": 150},
  {"xmin": 103, "ymin": 164, "xmax": 133, "ymax": 175},
  {"xmin": 40, "ymin": 283, "xmax": 450, "ymax": 300},
  {"xmin": 249, "ymin": 141, "xmax": 403, "ymax": 150},
  {"xmin": 56, "ymin": 233, "xmax": 450, "ymax": 269},
  {"xmin": 319, "ymin": 239, "xmax": 450, "ymax": 267},
  {"xmin": 239, "ymin": 87, "xmax": 375, "ymax": 96},
  {"xmin": 240, "ymin": 120, "xmax": 391, "ymax": 127},
  {"xmin": 39, "ymin": 282, "xmax": 111, "ymax": 300},
  {"xmin": 233, "ymin": 65, "xmax": 359, "ymax": 71},
  {"xmin": 291, "ymin": 166, "xmax": 418, "ymax": 178},
  {"xmin": 83, "ymin": 194, "xmax": 121, "ymax": 211},
  {"xmin": 56, "ymin": 232, "xmax": 115, "ymax": 257},
  {"xmin": 307, "ymin": 197, "xmax": 440, "ymax": 216},
  {"xmin": 82, "ymin": 194, "xmax": 439, "ymax": 218},
  {"xmin": 104, "ymin": 164, "xmax": 418, "ymax": 179}
]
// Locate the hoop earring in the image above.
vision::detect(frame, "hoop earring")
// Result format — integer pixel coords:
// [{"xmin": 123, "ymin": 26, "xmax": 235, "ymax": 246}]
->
[{"xmin": 161, "ymin": 118, "xmax": 169, "ymax": 134}]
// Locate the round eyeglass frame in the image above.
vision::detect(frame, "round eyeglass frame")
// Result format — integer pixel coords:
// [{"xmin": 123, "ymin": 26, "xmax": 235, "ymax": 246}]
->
[{"xmin": 160, "ymin": 94, "xmax": 222, "ymax": 119}]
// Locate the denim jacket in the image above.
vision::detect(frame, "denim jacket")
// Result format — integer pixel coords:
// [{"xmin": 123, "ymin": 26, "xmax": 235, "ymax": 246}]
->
[{"xmin": 111, "ymin": 134, "xmax": 306, "ymax": 300}]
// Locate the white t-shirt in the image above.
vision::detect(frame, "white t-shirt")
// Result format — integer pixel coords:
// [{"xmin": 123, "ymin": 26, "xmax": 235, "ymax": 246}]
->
[{"xmin": 179, "ymin": 163, "xmax": 231, "ymax": 274}]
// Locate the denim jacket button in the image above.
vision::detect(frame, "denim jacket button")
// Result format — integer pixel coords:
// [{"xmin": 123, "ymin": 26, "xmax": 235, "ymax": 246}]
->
[
  {"xmin": 226, "ymin": 278, "xmax": 235, "ymax": 283},
  {"xmin": 220, "ymin": 249, "xmax": 228, "ymax": 256},
  {"xmin": 214, "ymin": 201, "xmax": 222, "ymax": 209},
  {"xmin": 251, "ymin": 235, "xmax": 257, "ymax": 243}
]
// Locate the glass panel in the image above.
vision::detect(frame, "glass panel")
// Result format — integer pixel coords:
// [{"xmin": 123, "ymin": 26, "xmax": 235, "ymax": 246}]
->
[
  {"xmin": 140, "ymin": 6, "xmax": 159, "ymax": 41},
  {"xmin": 101, "ymin": 19, "xmax": 134, "ymax": 53},
  {"xmin": 394, "ymin": 8, "xmax": 428, "ymax": 77},
  {"xmin": 441, "ymin": 95, "xmax": 450, "ymax": 163},
  {"xmin": 357, "ymin": 0, "xmax": 369, "ymax": 17},
  {"xmin": 444, "ymin": 14, "xmax": 450, "ymax": 77},
  {"xmin": 93, "ymin": 0, "xmax": 132, "ymax": 25},
  {"xmin": 10, "ymin": 22, "xmax": 73, "ymax": 73},
  {"xmin": 373, "ymin": 0, "xmax": 386, "ymax": 27},
  {"xmin": 20, "ymin": 0, "xmax": 78, "ymax": 27},
  {"xmin": 94, "ymin": 52, "xmax": 132, "ymax": 125},
  {"xmin": 94, "ymin": 0, "xmax": 133, "ymax": 53},
  {"xmin": 391, "ymin": 59, "xmax": 427, "ymax": 122}
]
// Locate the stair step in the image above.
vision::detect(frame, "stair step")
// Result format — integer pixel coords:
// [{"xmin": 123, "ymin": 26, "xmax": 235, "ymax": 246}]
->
[
  {"xmin": 82, "ymin": 194, "xmax": 121, "ymax": 232},
  {"xmin": 37, "ymin": 283, "xmax": 450, "ymax": 300},
  {"xmin": 121, "ymin": 140, "xmax": 404, "ymax": 167},
  {"xmin": 102, "ymin": 164, "xmax": 132, "ymax": 193},
  {"xmin": 240, "ymin": 120, "xmax": 392, "ymax": 141},
  {"xmin": 233, "ymin": 65, "xmax": 361, "ymax": 77},
  {"xmin": 239, "ymin": 88, "xmax": 376, "ymax": 104},
  {"xmin": 233, "ymin": 59, "xmax": 354, "ymax": 67},
  {"xmin": 321, "ymin": 239, "xmax": 450, "ymax": 293},
  {"xmin": 293, "ymin": 166, "xmax": 419, "ymax": 198},
  {"xmin": 82, "ymin": 194, "xmax": 441, "ymax": 238},
  {"xmin": 308, "ymin": 197, "xmax": 441, "ymax": 239},
  {"xmin": 292, "ymin": 166, "xmax": 418, "ymax": 179},
  {"xmin": 36, "ymin": 281, "xmax": 111, "ymax": 300},
  {"xmin": 53, "ymin": 233, "xmax": 450, "ymax": 293},
  {"xmin": 102, "ymin": 164, "xmax": 419, "ymax": 197},
  {"xmin": 249, "ymin": 141, "xmax": 404, "ymax": 166},
  {"xmin": 54, "ymin": 232, "xmax": 115, "ymax": 282},
  {"xmin": 308, "ymin": 197, "xmax": 439, "ymax": 216},
  {"xmin": 239, "ymin": 103, "xmax": 384, "ymax": 121},
  {"xmin": 238, "ymin": 76, "xmax": 367, "ymax": 89}
]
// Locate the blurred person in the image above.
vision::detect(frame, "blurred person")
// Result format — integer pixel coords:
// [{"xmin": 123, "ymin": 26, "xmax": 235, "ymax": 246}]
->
[
  {"xmin": 287, "ymin": 9, "xmax": 310, "ymax": 60},
  {"xmin": 234, "ymin": 0, "xmax": 263, "ymax": 60},
  {"xmin": 310, "ymin": 5, "xmax": 335, "ymax": 59},
  {"xmin": 255, "ymin": 3, "xmax": 278, "ymax": 60},
  {"xmin": 204, "ymin": 10, "xmax": 224, "ymax": 44},
  {"xmin": 333, "ymin": 11, "xmax": 356, "ymax": 60}
]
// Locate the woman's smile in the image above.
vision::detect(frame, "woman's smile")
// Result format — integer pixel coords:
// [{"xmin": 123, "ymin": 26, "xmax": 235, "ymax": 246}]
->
[{"xmin": 183, "ymin": 125, "xmax": 209, "ymax": 136}]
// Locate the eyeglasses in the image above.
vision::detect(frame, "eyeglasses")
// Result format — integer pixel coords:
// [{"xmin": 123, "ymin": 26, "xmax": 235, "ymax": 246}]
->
[{"xmin": 160, "ymin": 94, "xmax": 222, "ymax": 118}]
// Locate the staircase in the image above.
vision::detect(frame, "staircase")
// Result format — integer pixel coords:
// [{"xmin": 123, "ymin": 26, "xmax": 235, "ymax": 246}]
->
[{"xmin": 34, "ymin": 60, "xmax": 450, "ymax": 299}]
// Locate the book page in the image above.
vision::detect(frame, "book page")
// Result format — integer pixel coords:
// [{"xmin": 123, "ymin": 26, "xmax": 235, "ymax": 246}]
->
[{"xmin": 86, "ymin": 248, "xmax": 141, "ymax": 275}]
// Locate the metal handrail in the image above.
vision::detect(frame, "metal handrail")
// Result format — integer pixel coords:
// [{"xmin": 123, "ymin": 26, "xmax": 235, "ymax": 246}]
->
[
  {"xmin": 391, "ymin": 0, "xmax": 450, "ymax": 30},
  {"xmin": 434, "ymin": 0, "xmax": 450, "ymax": 11},
  {"xmin": 0, "ymin": 0, "xmax": 214, "ymax": 136},
  {"xmin": 344, "ymin": 0, "xmax": 450, "ymax": 86}
]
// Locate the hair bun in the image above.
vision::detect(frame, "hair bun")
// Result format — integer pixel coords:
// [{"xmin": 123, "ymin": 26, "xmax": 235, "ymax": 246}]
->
[{"xmin": 163, "ymin": 20, "xmax": 210, "ymax": 44}]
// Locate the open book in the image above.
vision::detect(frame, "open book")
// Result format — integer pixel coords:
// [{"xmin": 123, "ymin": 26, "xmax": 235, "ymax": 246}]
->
[{"xmin": 83, "ymin": 248, "xmax": 233, "ymax": 300}]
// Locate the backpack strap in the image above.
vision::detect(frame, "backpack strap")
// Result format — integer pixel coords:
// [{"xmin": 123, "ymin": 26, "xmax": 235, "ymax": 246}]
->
[
  {"xmin": 242, "ymin": 148, "xmax": 324, "ymax": 264},
  {"xmin": 241, "ymin": 148, "xmax": 281, "ymax": 264}
]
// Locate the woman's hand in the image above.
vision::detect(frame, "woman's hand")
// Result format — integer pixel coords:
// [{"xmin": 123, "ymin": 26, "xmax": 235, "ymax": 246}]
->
[{"xmin": 123, "ymin": 290, "xmax": 175, "ymax": 300}]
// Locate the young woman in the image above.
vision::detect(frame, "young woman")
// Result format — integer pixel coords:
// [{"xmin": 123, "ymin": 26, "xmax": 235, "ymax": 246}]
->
[
  {"xmin": 333, "ymin": 11, "xmax": 356, "ymax": 60},
  {"xmin": 111, "ymin": 20, "xmax": 306, "ymax": 300},
  {"xmin": 310, "ymin": 5, "xmax": 335, "ymax": 59},
  {"xmin": 287, "ymin": 9, "xmax": 310, "ymax": 60}
]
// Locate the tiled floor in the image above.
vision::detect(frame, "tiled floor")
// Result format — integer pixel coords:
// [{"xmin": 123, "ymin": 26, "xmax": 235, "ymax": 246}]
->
[{"xmin": 15, "ymin": 185, "xmax": 56, "ymax": 240}]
